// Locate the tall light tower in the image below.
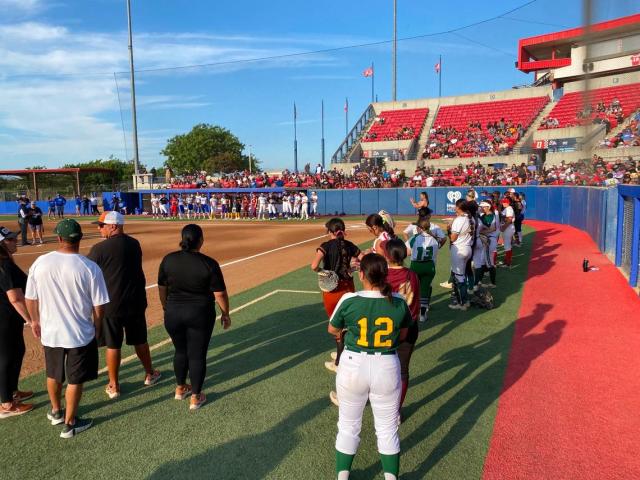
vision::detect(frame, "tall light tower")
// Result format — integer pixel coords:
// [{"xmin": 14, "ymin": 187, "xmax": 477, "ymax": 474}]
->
[
  {"xmin": 392, "ymin": 0, "xmax": 397, "ymax": 102},
  {"xmin": 126, "ymin": 0, "xmax": 140, "ymax": 184}
]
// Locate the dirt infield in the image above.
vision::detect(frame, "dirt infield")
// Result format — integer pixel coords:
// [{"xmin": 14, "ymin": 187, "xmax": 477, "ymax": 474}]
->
[{"xmin": 12, "ymin": 217, "xmax": 375, "ymax": 378}]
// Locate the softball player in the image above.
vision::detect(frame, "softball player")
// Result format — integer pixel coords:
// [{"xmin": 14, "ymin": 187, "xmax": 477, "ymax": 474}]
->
[
  {"xmin": 158, "ymin": 194, "xmax": 169, "ymax": 218},
  {"xmin": 383, "ymin": 238, "xmax": 420, "ymax": 421},
  {"xmin": 267, "ymin": 195, "xmax": 277, "ymax": 220},
  {"xmin": 446, "ymin": 200, "xmax": 474, "ymax": 310},
  {"xmin": 499, "ymin": 197, "xmax": 515, "ymax": 268},
  {"xmin": 310, "ymin": 191, "xmax": 318, "ymax": 218},
  {"xmin": 199, "ymin": 194, "xmax": 208, "ymax": 219},
  {"xmin": 209, "ymin": 195, "xmax": 217, "ymax": 220},
  {"xmin": 328, "ymin": 253, "xmax": 410, "ymax": 480},
  {"xmin": 407, "ymin": 216, "xmax": 445, "ymax": 322},
  {"xmin": 300, "ymin": 192, "xmax": 309, "ymax": 220},
  {"xmin": 473, "ymin": 201, "xmax": 498, "ymax": 288},
  {"xmin": 282, "ymin": 193, "xmax": 291, "ymax": 219},
  {"xmin": 366, "ymin": 213, "xmax": 395, "ymax": 255},
  {"xmin": 150, "ymin": 195, "xmax": 160, "ymax": 219},
  {"xmin": 311, "ymin": 218, "xmax": 363, "ymax": 373},
  {"xmin": 257, "ymin": 194, "xmax": 267, "ymax": 220},
  {"xmin": 250, "ymin": 194, "xmax": 257, "ymax": 219},
  {"xmin": 293, "ymin": 193, "xmax": 301, "ymax": 218}
]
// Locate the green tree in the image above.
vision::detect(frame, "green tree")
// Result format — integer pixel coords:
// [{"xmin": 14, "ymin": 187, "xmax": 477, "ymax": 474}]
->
[{"xmin": 162, "ymin": 123, "xmax": 245, "ymax": 174}]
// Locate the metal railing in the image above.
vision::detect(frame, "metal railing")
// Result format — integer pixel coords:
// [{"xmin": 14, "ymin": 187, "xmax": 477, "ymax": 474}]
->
[{"xmin": 331, "ymin": 105, "xmax": 376, "ymax": 164}]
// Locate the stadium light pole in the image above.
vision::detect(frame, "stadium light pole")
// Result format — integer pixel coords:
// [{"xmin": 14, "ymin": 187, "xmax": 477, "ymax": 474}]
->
[
  {"xmin": 321, "ymin": 100, "xmax": 325, "ymax": 170},
  {"xmin": 248, "ymin": 144, "xmax": 252, "ymax": 174},
  {"xmin": 392, "ymin": 0, "xmax": 397, "ymax": 102},
  {"xmin": 126, "ymin": 0, "xmax": 140, "ymax": 186}
]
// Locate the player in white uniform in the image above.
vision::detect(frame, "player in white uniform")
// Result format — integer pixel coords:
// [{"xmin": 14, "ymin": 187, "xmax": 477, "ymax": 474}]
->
[
  {"xmin": 300, "ymin": 192, "xmax": 309, "ymax": 220},
  {"xmin": 281, "ymin": 193, "xmax": 290, "ymax": 219},
  {"xmin": 257, "ymin": 193, "xmax": 267, "ymax": 220},
  {"xmin": 447, "ymin": 200, "xmax": 474, "ymax": 310},
  {"xmin": 150, "ymin": 195, "xmax": 160, "ymax": 219},
  {"xmin": 293, "ymin": 193, "xmax": 301, "ymax": 218},
  {"xmin": 209, "ymin": 195, "xmax": 217, "ymax": 220},
  {"xmin": 310, "ymin": 191, "xmax": 318, "ymax": 218},
  {"xmin": 366, "ymin": 213, "xmax": 395, "ymax": 255},
  {"xmin": 473, "ymin": 200, "xmax": 498, "ymax": 288},
  {"xmin": 267, "ymin": 194, "xmax": 277, "ymax": 220},
  {"xmin": 499, "ymin": 198, "xmax": 516, "ymax": 268},
  {"xmin": 328, "ymin": 254, "xmax": 410, "ymax": 480},
  {"xmin": 199, "ymin": 194, "xmax": 208, "ymax": 219}
]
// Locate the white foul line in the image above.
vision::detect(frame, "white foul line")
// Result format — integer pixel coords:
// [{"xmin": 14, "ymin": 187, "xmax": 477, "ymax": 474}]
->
[
  {"xmin": 99, "ymin": 289, "xmax": 318, "ymax": 374},
  {"xmin": 143, "ymin": 234, "xmax": 326, "ymax": 290}
]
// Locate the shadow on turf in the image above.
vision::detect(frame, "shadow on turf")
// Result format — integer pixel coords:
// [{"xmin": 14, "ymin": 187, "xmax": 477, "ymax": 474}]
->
[
  {"xmin": 85, "ymin": 303, "xmax": 330, "ymax": 412},
  {"xmin": 361, "ymin": 229, "xmax": 566, "ymax": 480},
  {"xmin": 147, "ymin": 397, "xmax": 330, "ymax": 480}
]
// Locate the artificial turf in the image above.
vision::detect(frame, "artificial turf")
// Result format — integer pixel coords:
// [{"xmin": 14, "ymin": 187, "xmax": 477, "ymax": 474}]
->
[{"xmin": 0, "ymin": 228, "xmax": 534, "ymax": 479}]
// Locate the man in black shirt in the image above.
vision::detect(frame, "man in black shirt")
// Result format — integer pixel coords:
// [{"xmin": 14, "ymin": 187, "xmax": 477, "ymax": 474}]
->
[
  {"xmin": 88, "ymin": 211, "xmax": 160, "ymax": 399},
  {"xmin": 17, "ymin": 198, "xmax": 30, "ymax": 246}
]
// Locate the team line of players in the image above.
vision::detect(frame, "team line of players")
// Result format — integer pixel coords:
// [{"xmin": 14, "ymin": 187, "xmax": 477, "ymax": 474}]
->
[{"xmin": 149, "ymin": 191, "xmax": 319, "ymax": 220}]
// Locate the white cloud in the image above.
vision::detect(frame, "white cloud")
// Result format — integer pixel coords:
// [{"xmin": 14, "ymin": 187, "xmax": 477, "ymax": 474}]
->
[
  {"xmin": 0, "ymin": 0, "xmax": 44, "ymax": 13},
  {"xmin": 0, "ymin": 20, "xmax": 361, "ymax": 168}
]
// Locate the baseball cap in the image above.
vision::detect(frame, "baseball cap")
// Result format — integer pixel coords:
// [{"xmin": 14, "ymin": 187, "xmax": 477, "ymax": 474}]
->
[
  {"xmin": 54, "ymin": 219, "xmax": 83, "ymax": 241},
  {"xmin": 507, "ymin": 188, "xmax": 516, "ymax": 193},
  {"xmin": 479, "ymin": 201, "xmax": 492, "ymax": 208},
  {"xmin": 501, "ymin": 198, "xmax": 511, "ymax": 204},
  {"xmin": 0, "ymin": 226, "xmax": 18, "ymax": 242},
  {"xmin": 92, "ymin": 211, "xmax": 124, "ymax": 226}
]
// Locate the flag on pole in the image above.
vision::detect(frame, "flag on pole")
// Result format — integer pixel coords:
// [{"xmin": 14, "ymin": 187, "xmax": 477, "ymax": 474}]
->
[
  {"xmin": 344, "ymin": 98, "xmax": 349, "ymax": 112},
  {"xmin": 363, "ymin": 66, "xmax": 374, "ymax": 77},
  {"xmin": 434, "ymin": 62, "xmax": 441, "ymax": 74}
]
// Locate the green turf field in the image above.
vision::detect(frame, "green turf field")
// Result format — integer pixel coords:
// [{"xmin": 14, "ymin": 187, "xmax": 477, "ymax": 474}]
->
[{"xmin": 0, "ymin": 228, "xmax": 533, "ymax": 480}]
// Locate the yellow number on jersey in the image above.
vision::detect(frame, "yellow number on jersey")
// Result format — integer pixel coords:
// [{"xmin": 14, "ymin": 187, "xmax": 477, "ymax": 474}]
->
[
  {"xmin": 356, "ymin": 317, "xmax": 368, "ymax": 347},
  {"xmin": 356, "ymin": 317, "xmax": 393, "ymax": 348},
  {"xmin": 374, "ymin": 317, "xmax": 393, "ymax": 347}
]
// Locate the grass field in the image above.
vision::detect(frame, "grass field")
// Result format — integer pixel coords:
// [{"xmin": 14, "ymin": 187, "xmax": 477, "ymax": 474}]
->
[{"xmin": 0, "ymin": 228, "xmax": 533, "ymax": 480}]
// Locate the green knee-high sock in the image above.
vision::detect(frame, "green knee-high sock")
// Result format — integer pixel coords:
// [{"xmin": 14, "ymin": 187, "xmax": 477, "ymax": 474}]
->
[
  {"xmin": 474, "ymin": 267, "xmax": 485, "ymax": 286},
  {"xmin": 458, "ymin": 281, "xmax": 469, "ymax": 305},
  {"xmin": 380, "ymin": 453, "xmax": 400, "ymax": 478},
  {"xmin": 489, "ymin": 266, "xmax": 496, "ymax": 285},
  {"xmin": 336, "ymin": 450, "xmax": 355, "ymax": 479}
]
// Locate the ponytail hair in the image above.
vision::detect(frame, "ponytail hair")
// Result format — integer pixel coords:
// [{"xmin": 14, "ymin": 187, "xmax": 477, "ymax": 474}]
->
[
  {"xmin": 360, "ymin": 253, "xmax": 393, "ymax": 302},
  {"xmin": 384, "ymin": 238, "xmax": 407, "ymax": 265},
  {"xmin": 180, "ymin": 224, "xmax": 203, "ymax": 251},
  {"xmin": 365, "ymin": 213, "xmax": 395, "ymax": 238}
]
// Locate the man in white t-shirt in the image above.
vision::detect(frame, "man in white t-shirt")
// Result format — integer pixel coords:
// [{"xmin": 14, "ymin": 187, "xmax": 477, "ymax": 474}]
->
[{"xmin": 25, "ymin": 219, "xmax": 109, "ymax": 438}]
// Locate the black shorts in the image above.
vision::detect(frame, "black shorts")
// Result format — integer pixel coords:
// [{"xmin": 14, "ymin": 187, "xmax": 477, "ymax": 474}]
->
[
  {"xmin": 98, "ymin": 314, "xmax": 148, "ymax": 349},
  {"xmin": 44, "ymin": 339, "xmax": 98, "ymax": 385}
]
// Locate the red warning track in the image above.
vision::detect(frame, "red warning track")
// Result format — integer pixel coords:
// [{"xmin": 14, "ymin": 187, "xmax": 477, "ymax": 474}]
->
[{"xmin": 483, "ymin": 220, "xmax": 640, "ymax": 479}]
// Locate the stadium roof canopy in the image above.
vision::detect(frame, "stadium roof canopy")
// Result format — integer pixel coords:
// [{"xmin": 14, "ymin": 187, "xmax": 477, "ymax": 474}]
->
[
  {"xmin": 517, "ymin": 13, "xmax": 640, "ymax": 73},
  {"xmin": 0, "ymin": 167, "xmax": 115, "ymax": 199}
]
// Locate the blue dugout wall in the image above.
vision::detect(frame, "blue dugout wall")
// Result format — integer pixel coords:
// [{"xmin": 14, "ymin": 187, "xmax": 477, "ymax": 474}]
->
[{"xmin": 317, "ymin": 186, "xmax": 639, "ymax": 289}]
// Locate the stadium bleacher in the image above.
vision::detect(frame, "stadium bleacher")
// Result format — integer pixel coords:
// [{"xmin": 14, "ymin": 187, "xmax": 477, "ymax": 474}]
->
[
  {"xmin": 539, "ymin": 83, "xmax": 640, "ymax": 129},
  {"xmin": 425, "ymin": 96, "xmax": 550, "ymax": 158},
  {"xmin": 362, "ymin": 108, "xmax": 429, "ymax": 142},
  {"xmin": 434, "ymin": 96, "xmax": 549, "ymax": 131}
]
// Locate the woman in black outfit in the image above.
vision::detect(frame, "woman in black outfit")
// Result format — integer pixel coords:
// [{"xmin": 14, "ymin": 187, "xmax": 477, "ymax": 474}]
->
[
  {"xmin": 0, "ymin": 227, "xmax": 34, "ymax": 418},
  {"xmin": 158, "ymin": 224, "xmax": 230, "ymax": 410}
]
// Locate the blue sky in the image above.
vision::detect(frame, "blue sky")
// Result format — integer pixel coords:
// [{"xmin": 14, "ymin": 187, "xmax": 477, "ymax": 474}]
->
[{"xmin": 0, "ymin": 0, "xmax": 637, "ymax": 171}]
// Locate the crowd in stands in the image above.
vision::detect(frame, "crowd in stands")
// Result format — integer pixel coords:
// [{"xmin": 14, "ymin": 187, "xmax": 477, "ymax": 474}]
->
[
  {"xmin": 541, "ymin": 97, "xmax": 629, "ymax": 132},
  {"xmin": 599, "ymin": 111, "xmax": 640, "ymax": 149},
  {"xmin": 162, "ymin": 155, "xmax": 638, "ymax": 192},
  {"xmin": 423, "ymin": 120, "xmax": 526, "ymax": 159}
]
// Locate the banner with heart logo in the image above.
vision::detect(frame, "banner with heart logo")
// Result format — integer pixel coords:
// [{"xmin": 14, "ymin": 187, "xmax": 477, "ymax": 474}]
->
[{"xmin": 447, "ymin": 191, "xmax": 462, "ymax": 203}]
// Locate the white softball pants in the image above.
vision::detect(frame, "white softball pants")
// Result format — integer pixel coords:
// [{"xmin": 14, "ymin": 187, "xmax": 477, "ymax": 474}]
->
[
  {"xmin": 335, "ymin": 350, "xmax": 401, "ymax": 456},
  {"xmin": 450, "ymin": 245, "xmax": 472, "ymax": 283},
  {"xmin": 502, "ymin": 224, "xmax": 515, "ymax": 252}
]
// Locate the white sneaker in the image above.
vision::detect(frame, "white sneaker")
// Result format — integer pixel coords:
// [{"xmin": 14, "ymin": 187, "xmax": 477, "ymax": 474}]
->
[
  {"xmin": 330, "ymin": 351, "xmax": 338, "ymax": 361},
  {"xmin": 419, "ymin": 314, "xmax": 426, "ymax": 323},
  {"xmin": 439, "ymin": 282, "xmax": 453, "ymax": 289},
  {"xmin": 105, "ymin": 385, "xmax": 120, "ymax": 400},
  {"xmin": 329, "ymin": 391, "xmax": 339, "ymax": 407},
  {"xmin": 324, "ymin": 361, "xmax": 338, "ymax": 373}
]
